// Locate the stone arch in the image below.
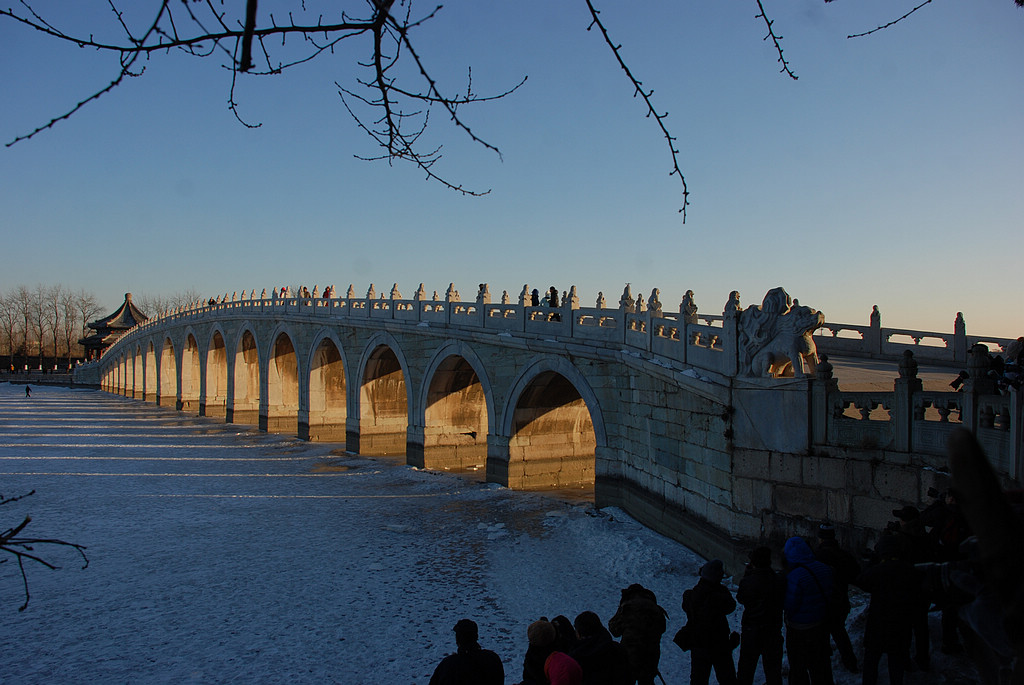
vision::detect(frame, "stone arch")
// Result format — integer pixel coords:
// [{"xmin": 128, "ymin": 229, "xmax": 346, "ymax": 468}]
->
[
  {"xmin": 158, "ymin": 338, "xmax": 177, "ymax": 407},
  {"xmin": 132, "ymin": 346, "xmax": 143, "ymax": 399},
  {"xmin": 501, "ymin": 357, "xmax": 606, "ymax": 492},
  {"xmin": 231, "ymin": 327, "xmax": 261, "ymax": 426},
  {"xmin": 411, "ymin": 341, "xmax": 494, "ymax": 476},
  {"xmin": 144, "ymin": 340, "xmax": 157, "ymax": 402},
  {"xmin": 355, "ymin": 333, "xmax": 412, "ymax": 456},
  {"xmin": 204, "ymin": 329, "xmax": 228, "ymax": 418},
  {"xmin": 305, "ymin": 330, "xmax": 348, "ymax": 442},
  {"xmin": 266, "ymin": 329, "xmax": 300, "ymax": 435},
  {"xmin": 180, "ymin": 331, "xmax": 201, "ymax": 413}
]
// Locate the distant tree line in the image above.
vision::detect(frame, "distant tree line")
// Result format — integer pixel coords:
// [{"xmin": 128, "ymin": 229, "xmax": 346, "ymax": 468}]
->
[{"xmin": 0, "ymin": 285, "xmax": 102, "ymax": 372}]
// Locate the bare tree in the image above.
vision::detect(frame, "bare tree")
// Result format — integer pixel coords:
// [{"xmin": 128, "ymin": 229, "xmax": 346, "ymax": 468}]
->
[
  {"xmin": 61, "ymin": 289, "xmax": 82, "ymax": 367},
  {"xmin": 44, "ymin": 285, "xmax": 65, "ymax": 368},
  {"xmin": 1, "ymin": 491, "xmax": 88, "ymax": 611},
  {"xmin": 75, "ymin": 290, "xmax": 103, "ymax": 358},
  {"xmin": 28, "ymin": 285, "xmax": 48, "ymax": 367},
  {"xmin": 0, "ymin": 292, "xmax": 18, "ymax": 363},
  {"xmin": 13, "ymin": 286, "xmax": 33, "ymax": 369},
  {"xmin": 135, "ymin": 289, "xmax": 199, "ymax": 319}
]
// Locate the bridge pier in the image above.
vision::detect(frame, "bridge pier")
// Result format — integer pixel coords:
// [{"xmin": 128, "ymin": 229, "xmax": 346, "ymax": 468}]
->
[{"xmin": 406, "ymin": 425, "xmax": 489, "ymax": 473}]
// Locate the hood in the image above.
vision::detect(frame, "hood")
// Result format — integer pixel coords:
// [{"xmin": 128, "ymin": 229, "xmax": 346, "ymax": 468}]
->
[{"xmin": 783, "ymin": 536, "xmax": 815, "ymax": 565}]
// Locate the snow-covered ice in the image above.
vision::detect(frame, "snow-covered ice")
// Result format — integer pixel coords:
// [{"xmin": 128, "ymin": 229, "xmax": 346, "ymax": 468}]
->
[{"xmin": 0, "ymin": 384, "xmax": 979, "ymax": 683}]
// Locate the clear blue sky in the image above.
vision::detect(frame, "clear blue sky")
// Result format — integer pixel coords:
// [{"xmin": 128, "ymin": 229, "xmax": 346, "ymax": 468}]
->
[{"xmin": 1, "ymin": 1, "xmax": 1021, "ymax": 338}]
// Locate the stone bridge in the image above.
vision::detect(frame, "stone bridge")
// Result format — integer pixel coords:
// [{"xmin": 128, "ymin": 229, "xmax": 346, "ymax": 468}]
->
[{"xmin": 76, "ymin": 284, "xmax": 1023, "ymax": 566}]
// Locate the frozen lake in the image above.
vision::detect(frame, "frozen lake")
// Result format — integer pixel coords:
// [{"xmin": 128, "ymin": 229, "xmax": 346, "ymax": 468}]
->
[{"xmin": 0, "ymin": 383, "xmax": 979, "ymax": 684}]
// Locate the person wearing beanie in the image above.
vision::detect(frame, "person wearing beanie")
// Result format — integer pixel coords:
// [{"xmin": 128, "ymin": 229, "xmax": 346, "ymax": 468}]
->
[
  {"xmin": 521, "ymin": 619, "xmax": 583, "ymax": 685},
  {"xmin": 736, "ymin": 547, "xmax": 785, "ymax": 685},
  {"xmin": 608, "ymin": 584, "xmax": 667, "ymax": 685},
  {"xmin": 782, "ymin": 536, "xmax": 834, "ymax": 685},
  {"xmin": 428, "ymin": 618, "xmax": 504, "ymax": 685},
  {"xmin": 681, "ymin": 559, "xmax": 738, "ymax": 685},
  {"xmin": 814, "ymin": 523, "xmax": 861, "ymax": 674}
]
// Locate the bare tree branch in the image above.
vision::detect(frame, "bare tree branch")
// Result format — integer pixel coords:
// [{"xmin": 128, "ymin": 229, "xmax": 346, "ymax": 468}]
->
[
  {"xmin": 1, "ymin": 492, "xmax": 89, "ymax": 612},
  {"xmin": 845, "ymin": 0, "xmax": 933, "ymax": 39},
  {"xmin": 583, "ymin": 0, "xmax": 689, "ymax": 222},
  {"xmin": 754, "ymin": 0, "xmax": 798, "ymax": 80}
]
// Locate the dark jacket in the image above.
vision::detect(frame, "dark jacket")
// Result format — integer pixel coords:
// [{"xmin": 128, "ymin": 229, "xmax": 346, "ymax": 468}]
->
[
  {"xmin": 783, "ymin": 536, "xmax": 834, "ymax": 629},
  {"xmin": 568, "ymin": 626, "xmax": 632, "ymax": 685},
  {"xmin": 736, "ymin": 565, "xmax": 785, "ymax": 632},
  {"xmin": 429, "ymin": 643, "xmax": 505, "ymax": 685},
  {"xmin": 855, "ymin": 557, "xmax": 920, "ymax": 648},
  {"xmin": 608, "ymin": 586, "xmax": 667, "ymax": 679},
  {"xmin": 815, "ymin": 539, "xmax": 860, "ymax": 615},
  {"xmin": 681, "ymin": 577, "xmax": 737, "ymax": 648}
]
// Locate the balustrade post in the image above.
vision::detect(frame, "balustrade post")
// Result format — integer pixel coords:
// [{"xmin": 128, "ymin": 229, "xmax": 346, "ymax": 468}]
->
[
  {"xmin": 893, "ymin": 350, "xmax": 922, "ymax": 452},
  {"xmin": 961, "ymin": 343, "xmax": 996, "ymax": 434},
  {"xmin": 868, "ymin": 305, "xmax": 882, "ymax": 357},
  {"xmin": 954, "ymin": 312, "xmax": 967, "ymax": 363},
  {"xmin": 812, "ymin": 354, "xmax": 838, "ymax": 444},
  {"xmin": 1010, "ymin": 386, "xmax": 1022, "ymax": 482}
]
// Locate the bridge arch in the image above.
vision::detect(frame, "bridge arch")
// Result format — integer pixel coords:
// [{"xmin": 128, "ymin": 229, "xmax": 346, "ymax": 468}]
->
[
  {"xmin": 158, "ymin": 338, "xmax": 177, "ymax": 407},
  {"xmin": 354, "ymin": 332, "xmax": 412, "ymax": 456},
  {"xmin": 230, "ymin": 326, "xmax": 261, "ymax": 426},
  {"xmin": 304, "ymin": 329, "xmax": 349, "ymax": 442},
  {"xmin": 132, "ymin": 346, "xmax": 143, "ymax": 399},
  {"xmin": 144, "ymin": 341, "xmax": 157, "ymax": 402},
  {"xmin": 501, "ymin": 356, "xmax": 606, "ymax": 492},
  {"xmin": 410, "ymin": 341, "xmax": 495, "ymax": 476},
  {"xmin": 265, "ymin": 325, "xmax": 302, "ymax": 434},
  {"xmin": 180, "ymin": 331, "xmax": 201, "ymax": 413},
  {"xmin": 204, "ymin": 328, "xmax": 228, "ymax": 418}
]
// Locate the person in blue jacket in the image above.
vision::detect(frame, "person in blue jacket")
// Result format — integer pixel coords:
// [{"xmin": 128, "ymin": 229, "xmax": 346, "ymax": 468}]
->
[{"xmin": 782, "ymin": 536, "xmax": 834, "ymax": 685}]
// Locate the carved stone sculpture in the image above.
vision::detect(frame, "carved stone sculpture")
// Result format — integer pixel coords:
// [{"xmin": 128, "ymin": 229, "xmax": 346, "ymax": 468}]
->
[
  {"xmin": 619, "ymin": 284, "xmax": 635, "ymax": 313},
  {"xmin": 680, "ymin": 290, "xmax": 698, "ymax": 324},
  {"xmin": 738, "ymin": 287, "xmax": 824, "ymax": 378}
]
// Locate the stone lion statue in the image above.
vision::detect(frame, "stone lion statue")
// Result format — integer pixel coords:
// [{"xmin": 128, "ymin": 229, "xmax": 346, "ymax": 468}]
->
[{"xmin": 738, "ymin": 287, "xmax": 825, "ymax": 377}]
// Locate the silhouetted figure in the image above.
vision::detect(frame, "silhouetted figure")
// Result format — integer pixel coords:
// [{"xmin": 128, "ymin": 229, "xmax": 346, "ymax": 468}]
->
[
  {"xmin": 25, "ymin": 385, "xmax": 31, "ymax": 397},
  {"xmin": 782, "ymin": 536, "xmax": 834, "ymax": 685},
  {"xmin": 548, "ymin": 287, "xmax": 559, "ymax": 308},
  {"xmin": 736, "ymin": 546, "xmax": 785, "ymax": 685},
  {"xmin": 891, "ymin": 505, "xmax": 936, "ymax": 671},
  {"xmin": 682, "ymin": 559, "xmax": 738, "ymax": 685},
  {"xmin": 552, "ymin": 615, "xmax": 579, "ymax": 654},
  {"xmin": 531, "ymin": 289, "xmax": 541, "ymax": 307},
  {"xmin": 856, "ymin": 535, "xmax": 919, "ymax": 685},
  {"xmin": 429, "ymin": 619, "xmax": 504, "ymax": 685},
  {"xmin": 608, "ymin": 584, "xmax": 667, "ymax": 685},
  {"xmin": 568, "ymin": 611, "xmax": 632, "ymax": 685},
  {"xmin": 814, "ymin": 523, "xmax": 861, "ymax": 673}
]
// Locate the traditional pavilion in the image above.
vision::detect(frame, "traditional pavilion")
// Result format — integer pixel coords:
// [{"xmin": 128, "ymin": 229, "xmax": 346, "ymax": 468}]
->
[{"xmin": 79, "ymin": 293, "xmax": 148, "ymax": 360}]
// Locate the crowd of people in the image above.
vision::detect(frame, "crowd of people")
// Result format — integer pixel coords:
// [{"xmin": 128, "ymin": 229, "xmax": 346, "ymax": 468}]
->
[{"xmin": 428, "ymin": 479, "xmax": 1020, "ymax": 685}]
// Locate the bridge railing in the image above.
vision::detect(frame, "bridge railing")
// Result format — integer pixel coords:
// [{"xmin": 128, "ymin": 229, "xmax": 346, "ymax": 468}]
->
[
  {"xmin": 813, "ymin": 352, "xmax": 1023, "ymax": 482},
  {"xmin": 814, "ymin": 307, "xmax": 1015, "ymax": 367},
  {"xmin": 96, "ymin": 285, "xmax": 1016, "ymax": 384}
]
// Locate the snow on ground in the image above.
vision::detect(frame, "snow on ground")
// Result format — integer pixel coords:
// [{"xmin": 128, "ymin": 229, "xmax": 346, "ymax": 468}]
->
[{"xmin": 0, "ymin": 384, "xmax": 979, "ymax": 684}]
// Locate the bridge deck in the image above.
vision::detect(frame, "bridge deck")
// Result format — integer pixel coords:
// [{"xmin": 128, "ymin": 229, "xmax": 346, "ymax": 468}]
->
[{"xmin": 828, "ymin": 355, "xmax": 958, "ymax": 392}]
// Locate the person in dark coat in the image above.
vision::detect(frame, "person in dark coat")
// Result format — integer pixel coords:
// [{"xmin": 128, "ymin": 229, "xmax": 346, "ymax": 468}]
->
[
  {"xmin": 736, "ymin": 546, "xmax": 785, "ymax": 685},
  {"xmin": 782, "ymin": 536, "xmax": 834, "ymax": 685},
  {"xmin": 568, "ymin": 611, "xmax": 632, "ymax": 685},
  {"xmin": 891, "ymin": 505, "xmax": 936, "ymax": 671},
  {"xmin": 855, "ymin": 534, "xmax": 920, "ymax": 685},
  {"xmin": 814, "ymin": 523, "xmax": 861, "ymax": 673},
  {"xmin": 552, "ymin": 615, "xmax": 579, "ymax": 655},
  {"xmin": 608, "ymin": 584, "xmax": 667, "ymax": 685},
  {"xmin": 428, "ymin": 618, "xmax": 505, "ymax": 685},
  {"xmin": 682, "ymin": 559, "xmax": 738, "ymax": 685}
]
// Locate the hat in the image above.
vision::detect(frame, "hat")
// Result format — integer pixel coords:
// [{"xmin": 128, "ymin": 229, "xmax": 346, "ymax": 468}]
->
[
  {"xmin": 892, "ymin": 506, "xmax": 920, "ymax": 521},
  {"xmin": 748, "ymin": 546, "xmax": 772, "ymax": 568},
  {"xmin": 453, "ymin": 619, "xmax": 478, "ymax": 642},
  {"xmin": 699, "ymin": 559, "xmax": 725, "ymax": 582},
  {"xmin": 527, "ymin": 620, "xmax": 556, "ymax": 646},
  {"xmin": 817, "ymin": 523, "xmax": 836, "ymax": 540}
]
